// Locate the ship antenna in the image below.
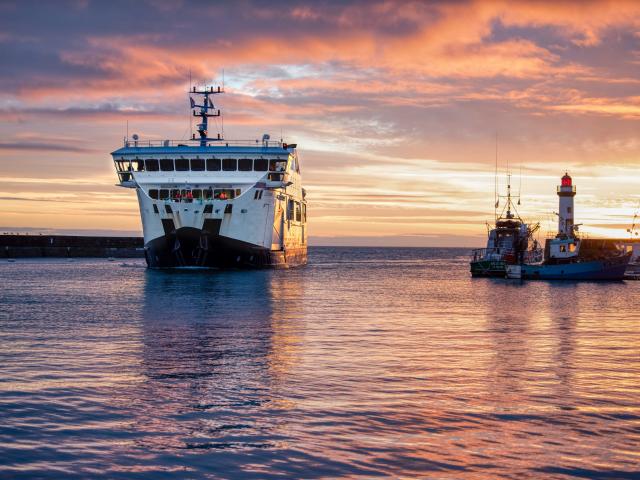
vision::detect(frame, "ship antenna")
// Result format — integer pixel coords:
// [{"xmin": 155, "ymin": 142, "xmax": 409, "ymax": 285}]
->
[
  {"xmin": 518, "ymin": 162, "xmax": 522, "ymax": 205},
  {"xmin": 506, "ymin": 172, "xmax": 512, "ymax": 219},
  {"xmin": 188, "ymin": 69, "xmax": 193, "ymax": 140},
  {"xmin": 494, "ymin": 133, "xmax": 498, "ymax": 221},
  {"xmin": 190, "ymin": 81, "xmax": 224, "ymax": 146}
]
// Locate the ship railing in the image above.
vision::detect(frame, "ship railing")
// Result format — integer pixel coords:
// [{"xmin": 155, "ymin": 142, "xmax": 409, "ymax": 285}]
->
[
  {"xmin": 523, "ymin": 249, "xmax": 544, "ymax": 264},
  {"xmin": 471, "ymin": 247, "xmax": 544, "ymax": 264},
  {"xmin": 123, "ymin": 138, "xmax": 288, "ymax": 148},
  {"xmin": 470, "ymin": 247, "xmax": 513, "ymax": 262}
]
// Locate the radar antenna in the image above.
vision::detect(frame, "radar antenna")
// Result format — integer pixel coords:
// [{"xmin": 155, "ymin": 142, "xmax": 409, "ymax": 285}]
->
[{"xmin": 189, "ymin": 84, "xmax": 224, "ymax": 146}]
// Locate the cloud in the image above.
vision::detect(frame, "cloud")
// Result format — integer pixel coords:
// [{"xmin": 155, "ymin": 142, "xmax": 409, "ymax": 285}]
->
[
  {"xmin": 1, "ymin": 0, "xmax": 640, "ymax": 243},
  {"xmin": 0, "ymin": 142, "xmax": 97, "ymax": 153}
]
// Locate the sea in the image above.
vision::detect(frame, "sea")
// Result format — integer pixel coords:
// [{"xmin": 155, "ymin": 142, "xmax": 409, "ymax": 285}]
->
[{"xmin": 1, "ymin": 247, "xmax": 639, "ymax": 479}]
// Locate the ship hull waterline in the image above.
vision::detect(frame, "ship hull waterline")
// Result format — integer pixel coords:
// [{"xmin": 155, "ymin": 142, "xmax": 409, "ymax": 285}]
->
[
  {"xmin": 470, "ymin": 260, "xmax": 507, "ymax": 278},
  {"xmin": 144, "ymin": 227, "xmax": 307, "ymax": 269},
  {"xmin": 520, "ymin": 256, "xmax": 630, "ymax": 281}
]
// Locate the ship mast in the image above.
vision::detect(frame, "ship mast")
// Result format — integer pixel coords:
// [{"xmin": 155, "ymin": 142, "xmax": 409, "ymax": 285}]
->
[
  {"xmin": 190, "ymin": 85, "xmax": 224, "ymax": 146},
  {"xmin": 497, "ymin": 172, "xmax": 520, "ymax": 220}
]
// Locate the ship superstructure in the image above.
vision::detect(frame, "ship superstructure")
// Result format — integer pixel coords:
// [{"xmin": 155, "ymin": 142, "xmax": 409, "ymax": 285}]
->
[{"xmin": 111, "ymin": 85, "xmax": 307, "ymax": 268}]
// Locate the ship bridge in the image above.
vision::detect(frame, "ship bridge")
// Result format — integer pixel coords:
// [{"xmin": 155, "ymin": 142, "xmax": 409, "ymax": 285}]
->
[{"xmin": 112, "ymin": 141, "xmax": 300, "ymax": 192}]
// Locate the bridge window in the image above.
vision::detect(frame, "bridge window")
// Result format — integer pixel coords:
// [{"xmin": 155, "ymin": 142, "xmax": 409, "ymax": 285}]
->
[
  {"xmin": 171, "ymin": 189, "xmax": 180, "ymax": 200},
  {"xmin": 149, "ymin": 189, "xmax": 159, "ymax": 199},
  {"xmin": 302, "ymin": 203, "xmax": 307, "ymax": 222},
  {"xmin": 145, "ymin": 159, "xmax": 159, "ymax": 171},
  {"xmin": 295, "ymin": 202, "xmax": 302, "ymax": 222},
  {"xmin": 132, "ymin": 159, "xmax": 145, "ymax": 171},
  {"xmin": 238, "ymin": 158, "xmax": 252, "ymax": 171},
  {"xmin": 160, "ymin": 159, "xmax": 174, "ymax": 171},
  {"xmin": 206, "ymin": 158, "xmax": 221, "ymax": 171},
  {"xmin": 115, "ymin": 160, "xmax": 129, "ymax": 172},
  {"xmin": 270, "ymin": 159, "xmax": 287, "ymax": 172},
  {"xmin": 159, "ymin": 189, "xmax": 169, "ymax": 200},
  {"xmin": 254, "ymin": 158, "xmax": 268, "ymax": 171},
  {"xmin": 192, "ymin": 189, "xmax": 202, "ymax": 199},
  {"xmin": 191, "ymin": 158, "xmax": 205, "ymax": 171},
  {"xmin": 204, "ymin": 188, "xmax": 213, "ymax": 200},
  {"xmin": 175, "ymin": 159, "xmax": 189, "ymax": 171},
  {"xmin": 222, "ymin": 158, "xmax": 237, "ymax": 171}
]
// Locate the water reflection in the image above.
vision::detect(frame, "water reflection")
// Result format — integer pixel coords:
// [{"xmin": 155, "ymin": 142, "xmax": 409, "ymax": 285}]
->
[
  {"xmin": 546, "ymin": 284, "xmax": 578, "ymax": 405},
  {"xmin": 1, "ymin": 253, "xmax": 639, "ymax": 479},
  {"xmin": 266, "ymin": 272, "xmax": 305, "ymax": 380},
  {"xmin": 132, "ymin": 269, "xmax": 306, "ymax": 457}
]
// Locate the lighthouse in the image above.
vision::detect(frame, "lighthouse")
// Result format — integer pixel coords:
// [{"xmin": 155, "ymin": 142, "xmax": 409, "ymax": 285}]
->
[{"xmin": 557, "ymin": 172, "xmax": 576, "ymax": 237}]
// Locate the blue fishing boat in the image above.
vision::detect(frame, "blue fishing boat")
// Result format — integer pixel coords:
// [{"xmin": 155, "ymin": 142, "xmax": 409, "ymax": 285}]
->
[
  {"xmin": 521, "ymin": 239, "xmax": 631, "ymax": 280},
  {"xmin": 519, "ymin": 173, "xmax": 631, "ymax": 281}
]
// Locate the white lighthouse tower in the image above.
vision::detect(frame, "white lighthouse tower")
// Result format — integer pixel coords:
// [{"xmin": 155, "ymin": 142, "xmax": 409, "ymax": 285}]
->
[{"xmin": 557, "ymin": 172, "xmax": 576, "ymax": 237}]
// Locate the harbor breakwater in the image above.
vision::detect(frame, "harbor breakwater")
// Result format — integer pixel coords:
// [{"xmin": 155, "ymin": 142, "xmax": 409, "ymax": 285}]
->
[
  {"xmin": 1, "ymin": 235, "xmax": 144, "ymax": 258},
  {"xmin": 2, "ymin": 235, "xmax": 637, "ymax": 260}
]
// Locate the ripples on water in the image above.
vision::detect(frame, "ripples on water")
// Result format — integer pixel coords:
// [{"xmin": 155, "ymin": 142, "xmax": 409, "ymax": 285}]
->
[{"xmin": 0, "ymin": 247, "xmax": 639, "ymax": 479}]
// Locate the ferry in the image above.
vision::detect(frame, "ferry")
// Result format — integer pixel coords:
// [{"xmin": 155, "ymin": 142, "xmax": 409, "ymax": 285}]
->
[
  {"xmin": 470, "ymin": 174, "xmax": 541, "ymax": 277},
  {"xmin": 111, "ymin": 85, "xmax": 307, "ymax": 269}
]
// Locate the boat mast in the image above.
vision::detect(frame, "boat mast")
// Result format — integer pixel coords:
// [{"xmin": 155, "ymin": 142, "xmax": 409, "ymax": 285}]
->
[
  {"xmin": 494, "ymin": 133, "xmax": 498, "ymax": 222},
  {"xmin": 496, "ymin": 172, "xmax": 522, "ymax": 221},
  {"xmin": 190, "ymin": 84, "xmax": 224, "ymax": 146},
  {"xmin": 506, "ymin": 173, "xmax": 512, "ymax": 218}
]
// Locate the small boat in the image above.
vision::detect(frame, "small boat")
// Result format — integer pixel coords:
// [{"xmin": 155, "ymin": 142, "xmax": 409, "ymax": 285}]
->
[
  {"xmin": 520, "ymin": 173, "xmax": 631, "ymax": 281},
  {"xmin": 470, "ymin": 174, "xmax": 542, "ymax": 277},
  {"xmin": 521, "ymin": 237, "xmax": 631, "ymax": 280}
]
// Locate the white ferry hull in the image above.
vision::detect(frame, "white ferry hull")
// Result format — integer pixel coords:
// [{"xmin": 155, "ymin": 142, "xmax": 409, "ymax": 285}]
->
[
  {"xmin": 136, "ymin": 185, "xmax": 307, "ymax": 269},
  {"xmin": 144, "ymin": 227, "xmax": 307, "ymax": 268}
]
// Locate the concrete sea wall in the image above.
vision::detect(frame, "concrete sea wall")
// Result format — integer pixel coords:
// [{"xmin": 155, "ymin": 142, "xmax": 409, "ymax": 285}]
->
[{"xmin": 1, "ymin": 235, "xmax": 144, "ymax": 258}]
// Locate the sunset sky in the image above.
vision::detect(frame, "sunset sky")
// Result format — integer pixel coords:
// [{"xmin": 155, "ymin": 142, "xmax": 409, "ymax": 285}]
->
[{"xmin": 1, "ymin": 0, "xmax": 640, "ymax": 246}]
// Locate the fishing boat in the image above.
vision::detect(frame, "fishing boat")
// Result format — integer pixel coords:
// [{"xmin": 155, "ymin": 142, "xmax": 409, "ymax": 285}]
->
[
  {"xmin": 111, "ymin": 84, "xmax": 307, "ymax": 269},
  {"xmin": 470, "ymin": 174, "xmax": 541, "ymax": 277},
  {"xmin": 520, "ymin": 173, "xmax": 631, "ymax": 280}
]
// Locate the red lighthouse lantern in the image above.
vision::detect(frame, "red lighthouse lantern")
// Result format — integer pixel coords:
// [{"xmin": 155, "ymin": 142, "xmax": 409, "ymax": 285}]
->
[{"xmin": 561, "ymin": 173, "xmax": 572, "ymax": 187}]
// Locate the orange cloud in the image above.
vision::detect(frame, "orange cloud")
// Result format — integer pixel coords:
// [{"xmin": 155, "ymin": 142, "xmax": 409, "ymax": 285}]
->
[{"xmin": 3, "ymin": 1, "xmax": 640, "ymax": 243}]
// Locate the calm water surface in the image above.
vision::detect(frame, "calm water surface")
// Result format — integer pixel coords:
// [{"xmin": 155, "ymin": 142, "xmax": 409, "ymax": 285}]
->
[{"xmin": 0, "ymin": 247, "xmax": 639, "ymax": 479}]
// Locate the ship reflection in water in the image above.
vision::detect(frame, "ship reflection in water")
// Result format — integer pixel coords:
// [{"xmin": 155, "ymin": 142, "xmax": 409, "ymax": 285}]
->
[{"xmin": 0, "ymin": 248, "xmax": 639, "ymax": 478}]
